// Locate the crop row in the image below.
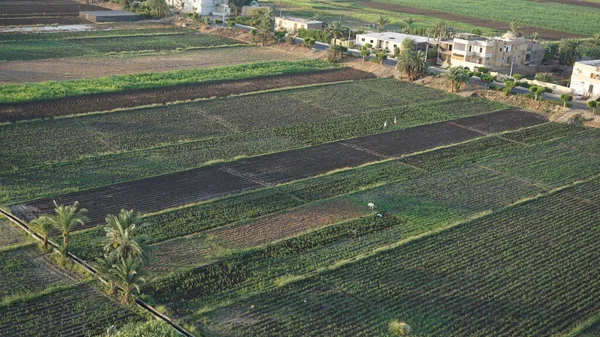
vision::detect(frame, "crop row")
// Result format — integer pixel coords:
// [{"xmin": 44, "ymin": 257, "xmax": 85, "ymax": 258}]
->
[
  {"xmin": 0, "ymin": 27, "xmax": 190, "ymax": 42},
  {"xmin": 0, "ymin": 33, "xmax": 240, "ymax": 61},
  {"xmin": 197, "ymin": 189, "xmax": 600, "ymax": 336},
  {"xmin": 0, "ymin": 283, "xmax": 141, "ymax": 337},
  {"xmin": 499, "ymin": 122, "xmax": 588, "ymax": 145},
  {"xmin": 0, "ymin": 245, "xmax": 75, "ymax": 300}
]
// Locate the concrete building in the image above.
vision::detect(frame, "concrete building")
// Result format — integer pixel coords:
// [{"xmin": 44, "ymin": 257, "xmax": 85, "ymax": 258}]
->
[
  {"xmin": 171, "ymin": 0, "xmax": 230, "ymax": 16},
  {"xmin": 442, "ymin": 32, "xmax": 544, "ymax": 71},
  {"xmin": 355, "ymin": 32, "xmax": 430, "ymax": 55},
  {"xmin": 570, "ymin": 60, "xmax": 600, "ymax": 98},
  {"xmin": 275, "ymin": 17, "xmax": 322, "ymax": 32}
]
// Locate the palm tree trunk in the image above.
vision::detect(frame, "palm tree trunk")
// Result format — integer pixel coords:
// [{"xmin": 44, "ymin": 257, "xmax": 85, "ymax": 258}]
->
[{"xmin": 43, "ymin": 236, "xmax": 48, "ymax": 250}]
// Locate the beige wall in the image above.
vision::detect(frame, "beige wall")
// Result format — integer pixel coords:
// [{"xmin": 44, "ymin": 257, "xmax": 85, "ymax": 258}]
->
[
  {"xmin": 570, "ymin": 61, "xmax": 600, "ymax": 96},
  {"xmin": 276, "ymin": 18, "xmax": 321, "ymax": 32},
  {"xmin": 449, "ymin": 37, "xmax": 541, "ymax": 70}
]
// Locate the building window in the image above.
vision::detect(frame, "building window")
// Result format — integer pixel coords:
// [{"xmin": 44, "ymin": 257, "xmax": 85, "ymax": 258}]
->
[
  {"xmin": 361, "ymin": 38, "xmax": 365, "ymax": 42},
  {"xmin": 479, "ymin": 47, "xmax": 483, "ymax": 53},
  {"xmin": 468, "ymin": 45, "xmax": 472, "ymax": 52},
  {"xmin": 370, "ymin": 40, "xmax": 373, "ymax": 43}
]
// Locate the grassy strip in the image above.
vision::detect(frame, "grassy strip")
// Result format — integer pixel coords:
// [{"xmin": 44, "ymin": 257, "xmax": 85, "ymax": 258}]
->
[{"xmin": 0, "ymin": 60, "xmax": 337, "ymax": 104}]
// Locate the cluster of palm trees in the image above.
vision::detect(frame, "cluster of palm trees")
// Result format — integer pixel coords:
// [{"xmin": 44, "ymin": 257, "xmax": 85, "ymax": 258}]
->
[
  {"xmin": 29, "ymin": 202, "xmax": 151, "ymax": 305},
  {"xmin": 96, "ymin": 209, "xmax": 151, "ymax": 304}
]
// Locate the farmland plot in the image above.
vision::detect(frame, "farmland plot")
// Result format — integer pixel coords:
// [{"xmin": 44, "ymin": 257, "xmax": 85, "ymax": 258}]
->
[
  {"xmin": 450, "ymin": 109, "xmax": 549, "ymax": 134},
  {"xmin": 197, "ymin": 189, "xmax": 600, "ymax": 337},
  {"xmin": 0, "ymin": 219, "xmax": 28, "ymax": 248}
]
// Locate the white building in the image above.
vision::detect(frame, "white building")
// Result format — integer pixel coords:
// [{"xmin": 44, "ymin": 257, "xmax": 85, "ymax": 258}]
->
[
  {"xmin": 275, "ymin": 17, "xmax": 323, "ymax": 32},
  {"xmin": 355, "ymin": 32, "xmax": 430, "ymax": 55},
  {"xmin": 172, "ymin": 0, "xmax": 230, "ymax": 16},
  {"xmin": 570, "ymin": 60, "xmax": 600, "ymax": 98}
]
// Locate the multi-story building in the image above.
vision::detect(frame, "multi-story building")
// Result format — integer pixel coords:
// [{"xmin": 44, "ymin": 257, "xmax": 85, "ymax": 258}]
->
[
  {"xmin": 441, "ymin": 32, "xmax": 544, "ymax": 71},
  {"xmin": 570, "ymin": 60, "xmax": 600, "ymax": 98},
  {"xmin": 275, "ymin": 17, "xmax": 323, "ymax": 32},
  {"xmin": 355, "ymin": 32, "xmax": 430, "ymax": 56}
]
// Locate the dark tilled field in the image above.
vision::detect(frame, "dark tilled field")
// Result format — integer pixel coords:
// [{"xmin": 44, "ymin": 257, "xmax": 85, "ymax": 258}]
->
[
  {"xmin": 222, "ymin": 143, "xmax": 383, "ymax": 185},
  {"xmin": 0, "ymin": 69, "xmax": 374, "ymax": 122},
  {"xmin": 0, "ymin": 0, "xmax": 108, "ymax": 25},
  {"xmin": 0, "ymin": 16, "xmax": 84, "ymax": 25},
  {"xmin": 450, "ymin": 109, "xmax": 548, "ymax": 134},
  {"xmin": 19, "ymin": 110, "xmax": 543, "ymax": 228},
  {"xmin": 342, "ymin": 121, "xmax": 483, "ymax": 157},
  {"xmin": 361, "ymin": 1, "xmax": 582, "ymax": 39},
  {"xmin": 25, "ymin": 166, "xmax": 262, "ymax": 228}
]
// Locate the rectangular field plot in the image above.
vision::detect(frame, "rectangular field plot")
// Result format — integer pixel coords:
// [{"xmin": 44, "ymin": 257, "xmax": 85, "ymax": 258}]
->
[
  {"xmin": 499, "ymin": 122, "xmax": 588, "ymax": 145},
  {"xmin": 222, "ymin": 143, "xmax": 382, "ymax": 185},
  {"xmin": 148, "ymin": 198, "xmax": 367, "ymax": 276},
  {"xmin": 0, "ymin": 220, "xmax": 28, "ymax": 248},
  {"xmin": 352, "ymin": 164, "xmax": 545, "ymax": 227},
  {"xmin": 480, "ymin": 129, "xmax": 600, "ymax": 188},
  {"xmin": 0, "ymin": 283, "xmax": 141, "ymax": 337},
  {"xmin": 200, "ymin": 192, "xmax": 600, "ymax": 337},
  {"xmin": 0, "ymin": 245, "xmax": 77, "ymax": 299},
  {"xmin": 342, "ymin": 121, "xmax": 482, "ymax": 157},
  {"xmin": 0, "ymin": 33, "xmax": 240, "ymax": 61},
  {"xmin": 451, "ymin": 109, "xmax": 548, "ymax": 134},
  {"xmin": 25, "ymin": 166, "xmax": 261, "ymax": 228}
]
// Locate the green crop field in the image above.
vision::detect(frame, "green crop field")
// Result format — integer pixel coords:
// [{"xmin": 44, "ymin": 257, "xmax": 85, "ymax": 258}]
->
[{"xmin": 0, "ymin": 29, "xmax": 241, "ymax": 61}]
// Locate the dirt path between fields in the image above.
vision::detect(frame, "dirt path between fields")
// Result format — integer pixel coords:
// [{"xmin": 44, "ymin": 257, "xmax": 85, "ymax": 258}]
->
[
  {"xmin": 361, "ymin": 2, "xmax": 582, "ymax": 39},
  {"xmin": 0, "ymin": 68, "xmax": 375, "ymax": 122}
]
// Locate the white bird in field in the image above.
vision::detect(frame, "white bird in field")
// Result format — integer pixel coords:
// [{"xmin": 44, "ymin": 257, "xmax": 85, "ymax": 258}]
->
[
  {"xmin": 394, "ymin": 117, "xmax": 397, "ymax": 124},
  {"xmin": 383, "ymin": 121, "xmax": 387, "ymax": 127},
  {"xmin": 368, "ymin": 202, "xmax": 376, "ymax": 210}
]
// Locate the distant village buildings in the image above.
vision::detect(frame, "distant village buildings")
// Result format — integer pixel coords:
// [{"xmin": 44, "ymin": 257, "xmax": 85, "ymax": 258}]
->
[
  {"xmin": 570, "ymin": 60, "xmax": 600, "ymax": 98},
  {"xmin": 355, "ymin": 32, "xmax": 430, "ymax": 54},
  {"xmin": 275, "ymin": 16, "xmax": 323, "ymax": 32}
]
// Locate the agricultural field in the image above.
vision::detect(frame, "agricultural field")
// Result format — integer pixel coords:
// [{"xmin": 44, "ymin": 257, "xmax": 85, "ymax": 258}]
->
[
  {"xmin": 0, "ymin": 31, "xmax": 241, "ymax": 62},
  {"xmin": 282, "ymin": 0, "xmax": 600, "ymax": 37},
  {"xmin": 0, "ymin": 223, "xmax": 143, "ymax": 336},
  {"xmin": 0, "ymin": 0, "xmax": 106, "ymax": 26}
]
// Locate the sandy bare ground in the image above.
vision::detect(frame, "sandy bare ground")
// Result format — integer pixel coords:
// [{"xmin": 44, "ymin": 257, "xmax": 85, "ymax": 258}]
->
[{"xmin": 0, "ymin": 46, "xmax": 305, "ymax": 83}]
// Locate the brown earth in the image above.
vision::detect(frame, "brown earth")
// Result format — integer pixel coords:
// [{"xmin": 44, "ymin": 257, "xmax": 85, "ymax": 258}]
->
[
  {"xmin": 0, "ymin": 0, "xmax": 108, "ymax": 26},
  {"xmin": 215, "ymin": 198, "xmax": 366, "ymax": 249},
  {"xmin": 361, "ymin": 2, "xmax": 582, "ymax": 39},
  {"xmin": 0, "ymin": 68, "xmax": 375, "ymax": 122},
  {"xmin": 0, "ymin": 46, "xmax": 306, "ymax": 84}
]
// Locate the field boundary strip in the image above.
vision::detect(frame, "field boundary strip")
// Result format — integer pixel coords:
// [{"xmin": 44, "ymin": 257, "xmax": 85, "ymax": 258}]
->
[{"xmin": 0, "ymin": 208, "xmax": 196, "ymax": 337}]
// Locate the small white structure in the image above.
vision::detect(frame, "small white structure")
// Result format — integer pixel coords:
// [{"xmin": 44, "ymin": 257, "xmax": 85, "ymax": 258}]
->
[
  {"xmin": 570, "ymin": 60, "xmax": 600, "ymax": 98},
  {"xmin": 172, "ymin": 0, "xmax": 230, "ymax": 16},
  {"xmin": 275, "ymin": 16, "xmax": 322, "ymax": 32},
  {"xmin": 355, "ymin": 32, "xmax": 430, "ymax": 55}
]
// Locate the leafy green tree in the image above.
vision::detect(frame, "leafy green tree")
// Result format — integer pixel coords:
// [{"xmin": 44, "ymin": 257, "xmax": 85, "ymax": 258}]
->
[
  {"xmin": 29, "ymin": 216, "xmax": 53, "ymax": 250},
  {"xmin": 480, "ymin": 74, "xmax": 495, "ymax": 89},
  {"xmin": 103, "ymin": 209, "xmax": 150, "ymax": 264},
  {"xmin": 588, "ymin": 100, "xmax": 599, "ymax": 114},
  {"xmin": 401, "ymin": 38, "xmax": 415, "ymax": 55},
  {"xmin": 147, "ymin": 0, "xmax": 168, "ymax": 18},
  {"xmin": 360, "ymin": 45, "xmax": 371, "ymax": 61},
  {"xmin": 560, "ymin": 94, "xmax": 573, "ymax": 107},
  {"xmin": 375, "ymin": 15, "xmax": 389, "ymax": 32},
  {"xmin": 529, "ymin": 85, "xmax": 546, "ymax": 100},
  {"xmin": 111, "ymin": 257, "xmax": 146, "ymax": 304},
  {"xmin": 376, "ymin": 50, "xmax": 388, "ymax": 64},
  {"xmin": 256, "ymin": 8, "xmax": 275, "ymax": 46},
  {"xmin": 47, "ymin": 201, "xmax": 88, "ymax": 254},
  {"xmin": 470, "ymin": 28, "xmax": 482, "ymax": 36},
  {"xmin": 558, "ymin": 38, "xmax": 583, "ymax": 65},
  {"xmin": 442, "ymin": 67, "xmax": 470, "ymax": 93},
  {"xmin": 304, "ymin": 37, "xmax": 316, "ymax": 49},
  {"xmin": 328, "ymin": 21, "xmax": 344, "ymax": 45},
  {"xmin": 325, "ymin": 45, "xmax": 344, "ymax": 63},
  {"xmin": 393, "ymin": 45, "xmax": 400, "ymax": 58},
  {"xmin": 429, "ymin": 21, "xmax": 453, "ymax": 41},
  {"xmin": 534, "ymin": 72, "xmax": 555, "ymax": 83},
  {"xmin": 396, "ymin": 51, "xmax": 428, "ymax": 81},
  {"xmin": 504, "ymin": 80, "xmax": 516, "ymax": 96},
  {"xmin": 529, "ymin": 32, "xmax": 540, "ymax": 42}
]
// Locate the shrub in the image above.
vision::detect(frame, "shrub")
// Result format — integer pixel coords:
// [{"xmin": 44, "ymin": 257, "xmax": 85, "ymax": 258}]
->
[
  {"xmin": 568, "ymin": 113, "xmax": 586, "ymax": 125},
  {"xmin": 388, "ymin": 320, "xmax": 411, "ymax": 336},
  {"xmin": 478, "ymin": 67, "xmax": 489, "ymax": 74},
  {"xmin": 513, "ymin": 73, "xmax": 523, "ymax": 80}
]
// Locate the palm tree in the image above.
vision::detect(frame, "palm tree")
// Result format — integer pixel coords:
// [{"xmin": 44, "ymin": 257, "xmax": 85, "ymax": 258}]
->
[
  {"xmin": 257, "ymin": 8, "xmax": 274, "ymax": 46},
  {"xmin": 29, "ymin": 216, "xmax": 53, "ymax": 250},
  {"xmin": 328, "ymin": 21, "xmax": 344, "ymax": 45},
  {"xmin": 558, "ymin": 38, "xmax": 583, "ymax": 65},
  {"xmin": 402, "ymin": 17, "xmax": 415, "ymax": 33},
  {"xmin": 47, "ymin": 201, "xmax": 88, "ymax": 254},
  {"xmin": 590, "ymin": 34, "xmax": 600, "ymax": 48},
  {"xmin": 429, "ymin": 21, "xmax": 454, "ymax": 41},
  {"xmin": 396, "ymin": 51, "xmax": 428, "ymax": 81},
  {"xmin": 401, "ymin": 38, "xmax": 416, "ymax": 55},
  {"xmin": 95, "ymin": 254, "xmax": 118, "ymax": 296},
  {"xmin": 508, "ymin": 22, "xmax": 522, "ymax": 37},
  {"xmin": 442, "ymin": 67, "xmax": 470, "ymax": 93},
  {"xmin": 375, "ymin": 15, "xmax": 389, "ymax": 32},
  {"xmin": 111, "ymin": 257, "xmax": 146, "ymax": 305},
  {"xmin": 528, "ymin": 32, "xmax": 540, "ymax": 42},
  {"xmin": 103, "ymin": 209, "xmax": 150, "ymax": 264}
]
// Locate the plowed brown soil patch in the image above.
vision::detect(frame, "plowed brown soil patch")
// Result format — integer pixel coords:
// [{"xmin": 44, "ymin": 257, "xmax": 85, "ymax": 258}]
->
[
  {"xmin": 361, "ymin": 2, "xmax": 582, "ymax": 39},
  {"xmin": 215, "ymin": 198, "xmax": 367, "ymax": 248},
  {"xmin": 0, "ymin": 68, "xmax": 374, "ymax": 122}
]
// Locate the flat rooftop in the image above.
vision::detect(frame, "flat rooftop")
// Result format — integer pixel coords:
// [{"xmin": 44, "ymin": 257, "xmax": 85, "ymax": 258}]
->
[
  {"xmin": 578, "ymin": 60, "xmax": 600, "ymax": 67},
  {"xmin": 357, "ymin": 32, "xmax": 431, "ymax": 44},
  {"xmin": 80, "ymin": 10, "xmax": 137, "ymax": 17},
  {"xmin": 276, "ymin": 16, "xmax": 322, "ymax": 24}
]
